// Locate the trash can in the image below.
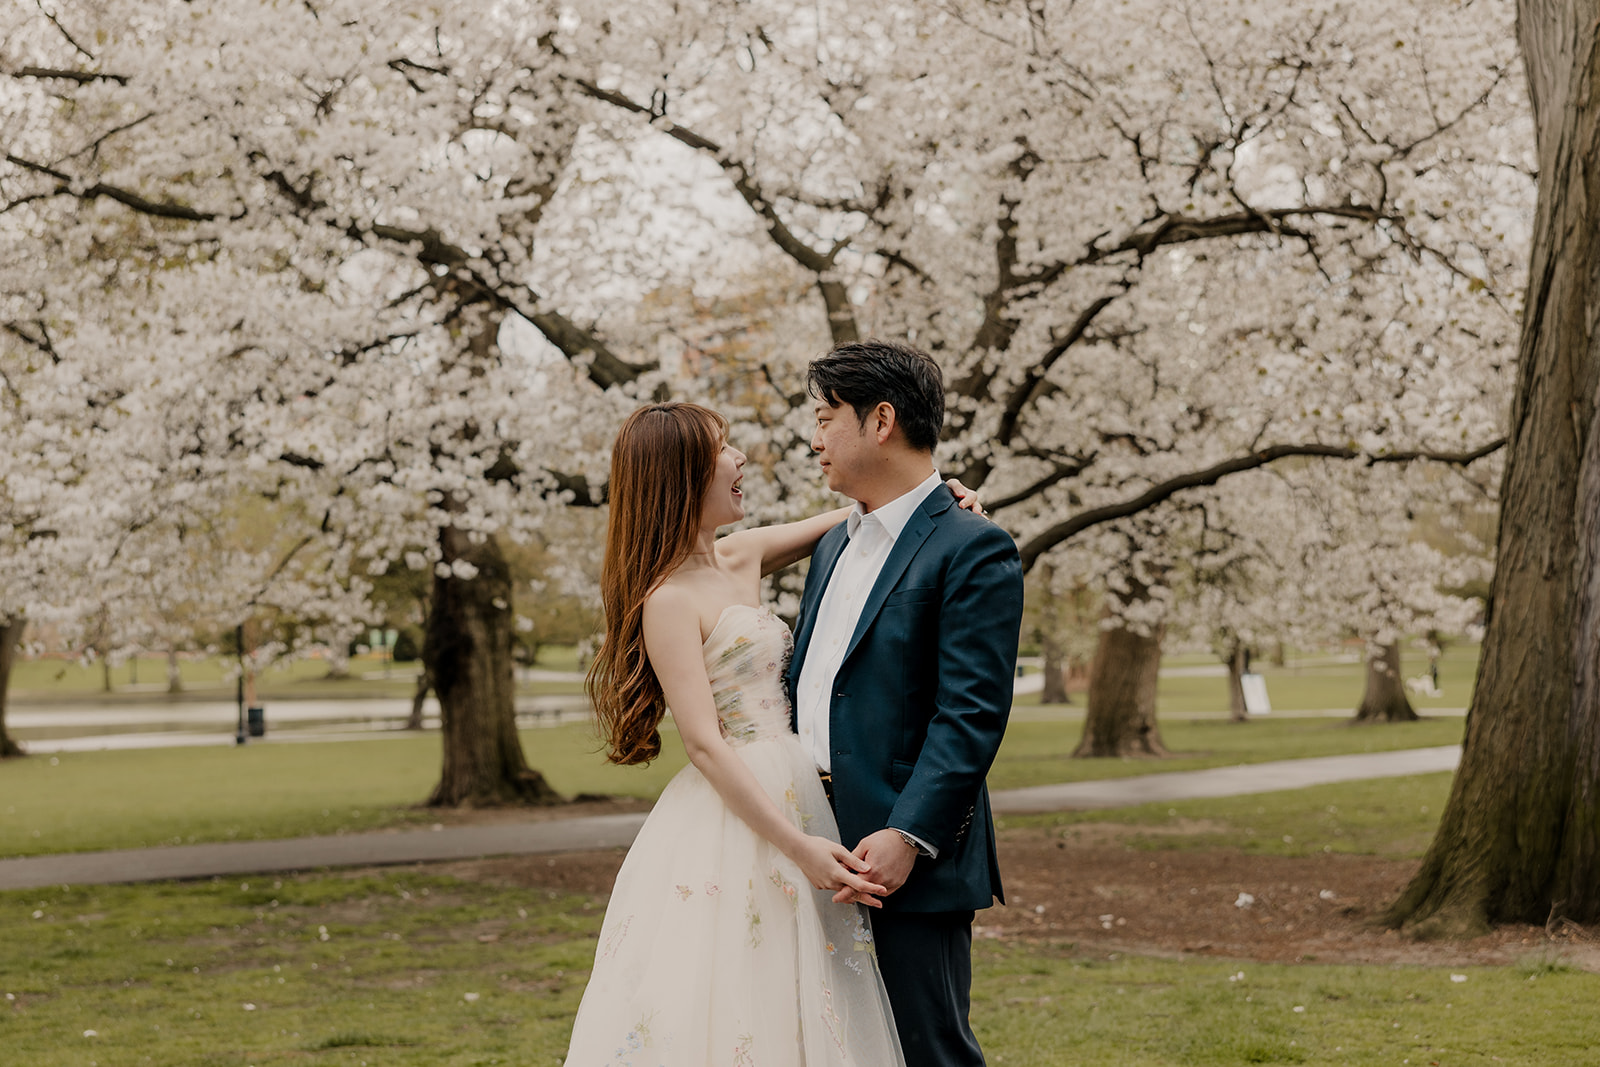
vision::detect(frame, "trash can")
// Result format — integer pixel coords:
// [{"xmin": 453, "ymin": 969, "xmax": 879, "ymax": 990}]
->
[{"xmin": 247, "ymin": 705, "xmax": 266, "ymax": 738}]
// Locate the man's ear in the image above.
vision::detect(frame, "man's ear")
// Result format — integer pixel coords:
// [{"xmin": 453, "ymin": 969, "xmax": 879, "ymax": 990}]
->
[{"xmin": 872, "ymin": 402, "xmax": 897, "ymax": 444}]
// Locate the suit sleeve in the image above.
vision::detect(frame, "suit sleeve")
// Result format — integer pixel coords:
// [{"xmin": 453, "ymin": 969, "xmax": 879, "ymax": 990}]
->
[{"xmin": 886, "ymin": 520, "xmax": 1024, "ymax": 853}]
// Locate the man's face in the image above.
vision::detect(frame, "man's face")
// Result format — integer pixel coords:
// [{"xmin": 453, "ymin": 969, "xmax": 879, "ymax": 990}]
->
[{"xmin": 811, "ymin": 397, "xmax": 874, "ymax": 498}]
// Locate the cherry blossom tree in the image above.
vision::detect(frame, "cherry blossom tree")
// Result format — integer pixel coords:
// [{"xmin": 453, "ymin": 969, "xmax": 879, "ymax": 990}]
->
[
  {"xmin": 0, "ymin": 0, "xmax": 650, "ymax": 798},
  {"xmin": 571, "ymin": 0, "xmax": 1527, "ymax": 752}
]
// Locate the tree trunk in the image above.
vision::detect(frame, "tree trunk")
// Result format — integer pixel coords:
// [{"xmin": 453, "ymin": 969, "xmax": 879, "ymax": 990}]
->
[
  {"xmin": 1074, "ymin": 614, "xmax": 1167, "ymax": 757},
  {"xmin": 101, "ymin": 654, "xmax": 112, "ymax": 692},
  {"xmin": 424, "ymin": 525, "xmax": 561, "ymax": 807},
  {"xmin": 166, "ymin": 648, "xmax": 183, "ymax": 694},
  {"xmin": 0, "ymin": 619, "xmax": 24, "ymax": 758},
  {"xmin": 1386, "ymin": 0, "xmax": 1600, "ymax": 935},
  {"xmin": 1226, "ymin": 642, "xmax": 1249, "ymax": 723},
  {"xmin": 1037, "ymin": 560, "xmax": 1072, "ymax": 705},
  {"xmin": 407, "ymin": 664, "xmax": 431, "ymax": 731},
  {"xmin": 1352, "ymin": 642, "xmax": 1419, "ymax": 724}
]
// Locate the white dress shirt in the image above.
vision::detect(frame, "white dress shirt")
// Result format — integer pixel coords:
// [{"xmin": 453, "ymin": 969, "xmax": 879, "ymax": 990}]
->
[{"xmin": 796, "ymin": 471, "xmax": 944, "ymax": 855}]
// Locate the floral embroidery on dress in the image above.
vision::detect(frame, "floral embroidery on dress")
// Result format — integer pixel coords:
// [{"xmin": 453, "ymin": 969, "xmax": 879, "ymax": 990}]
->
[
  {"xmin": 732, "ymin": 1032, "xmax": 756, "ymax": 1066},
  {"xmin": 847, "ymin": 911, "xmax": 875, "ymax": 955},
  {"xmin": 819, "ymin": 984, "xmax": 847, "ymax": 1056},
  {"xmin": 599, "ymin": 914, "xmax": 633, "ymax": 960},
  {"xmin": 703, "ymin": 881, "xmax": 721, "ymax": 896},
  {"xmin": 745, "ymin": 881, "xmax": 763, "ymax": 947},
  {"xmin": 768, "ymin": 866, "xmax": 799, "ymax": 911},
  {"xmin": 674, "ymin": 884, "xmax": 693, "ymax": 901},
  {"xmin": 612, "ymin": 1010, "xmax": 657, "ymax": 1063}
]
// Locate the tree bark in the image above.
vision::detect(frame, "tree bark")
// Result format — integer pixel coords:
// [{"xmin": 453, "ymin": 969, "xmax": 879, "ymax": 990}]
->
[
  {"xmin": 1352, "ymin": 642, "xmax": 1419, "ymax": 724},
  {"xmin": 1226, "ymin": 642, "xmax": 1249, "ymax": 723},
  {"xmin": 1386, "ymin": 0, "xmax": 1600, "ymax": 935},
  {"xmin": 0, "ymin": 619, "xmax": 24, "ymax": 758},
  {"xmin": 166, "ymin": 648, "xmax": 183, "ymax": 694},
  {"xmin": 407, "ymin": 664, "xmax": 432, "ymax": 731},
  {"xmin": 1074, "ymin": 612, "xmax": 1168, "ymax": 758},
  {"xmin": 1037, "ymin": 560, "xmax": 1072, "ymax": 704},
  {"xmin": 424, "ymin": 525, "xmax": 561, "ymax": 807}
]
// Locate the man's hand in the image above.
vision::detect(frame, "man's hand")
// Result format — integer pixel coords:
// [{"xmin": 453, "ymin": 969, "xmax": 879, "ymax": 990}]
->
[{"xmin": 832, "ymin": 828, "xmax": 918, "ymax": 904}]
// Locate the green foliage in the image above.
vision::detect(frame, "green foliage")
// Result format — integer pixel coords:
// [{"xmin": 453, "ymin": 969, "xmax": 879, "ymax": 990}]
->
[{"xmin": 391, "ymin": 628, "xmax": 421, "ymax": 663}]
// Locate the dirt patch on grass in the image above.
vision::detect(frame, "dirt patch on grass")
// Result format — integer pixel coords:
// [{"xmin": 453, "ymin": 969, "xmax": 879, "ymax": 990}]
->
[
  {"xmin": 414, "ymin": 823, "xmax": 1600, "ymax": 970},
  {"xmin": 991, "ymin": 826, "xmax": 1599, "ymax": 969}
]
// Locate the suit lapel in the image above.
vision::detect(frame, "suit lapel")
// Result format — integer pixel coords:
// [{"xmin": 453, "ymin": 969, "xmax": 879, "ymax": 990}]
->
[
  {"xmin": 839, "ymin": 489, "xmax": 953, "ymax": 666},
  {"xmin": 790, "ymin": 521, "xmax": 850, "ymax": 692}
]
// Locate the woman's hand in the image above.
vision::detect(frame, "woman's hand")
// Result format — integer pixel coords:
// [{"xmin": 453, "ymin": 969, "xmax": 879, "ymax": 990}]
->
[
  {"xmin": 947, "ymin": 476, "xmax": 986, "ymax": 518},
  {"xmin": 792, "ymin": 835, "xmax": 889, "ymax": 907}
]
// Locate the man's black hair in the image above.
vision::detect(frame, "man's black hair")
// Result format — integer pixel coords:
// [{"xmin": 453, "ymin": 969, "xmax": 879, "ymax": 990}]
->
[{"xmin": 806, "ymin": 339, "xmax": 945, "ymax": 453}]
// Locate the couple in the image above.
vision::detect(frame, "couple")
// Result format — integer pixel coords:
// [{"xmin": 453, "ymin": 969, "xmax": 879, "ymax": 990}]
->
[{"xmin": 567, "ymin": 340, "xmax": 1025, "ymax": 1066}]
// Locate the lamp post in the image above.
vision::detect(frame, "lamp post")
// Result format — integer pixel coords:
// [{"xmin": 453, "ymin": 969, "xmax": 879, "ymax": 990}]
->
[{"xmin": 234, "ymin": 622, "xmax": 247, "ymax": 745}]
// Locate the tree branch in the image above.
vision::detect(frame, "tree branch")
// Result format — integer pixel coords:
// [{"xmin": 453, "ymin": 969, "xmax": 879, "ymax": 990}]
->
[
  {"xmin": 1015, "ymin": 436, "xmax": 1507, "ymax": 569},
  {"xmin": 13, "ymin": 66, "xmax": 128, "ymax": 84},
  {"xmin": 572, "ymin": 77, "xmax": 860, "ymax": 342},
  {"xmin": 4, "ymin": 153, "xmax": 219, "ymax": 221}
]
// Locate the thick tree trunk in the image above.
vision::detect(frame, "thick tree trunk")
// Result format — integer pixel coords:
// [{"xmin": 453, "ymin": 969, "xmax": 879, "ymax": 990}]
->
[
  {"xmin": 0, "ymin": 619, "xmax": 24, "ymax": 758},
  {"xmin": 1226, "ymin": 643, "xmax": 1249, "ymax": 723},
  {"xmin": 1074, "ymin": 615, "xmax": 1167, "ymax": 758},
  {"xmin": 1037, "ymin": 560, "xmax": 1072, "ymax": 705},
  {"xmin": 1352, "ymin": 642, "xmax": 1419, "ymax": 724},
  {"xmin": 424, "ymin": 525, "xmax": 560, "ymax": 807},
  {"xmin": 1387, "ymin": 0, "xmax": 1600, "ymax": 935},
  {"xmin": 166, "ymin": 648, "xmax": 183, "ymax": 694}
]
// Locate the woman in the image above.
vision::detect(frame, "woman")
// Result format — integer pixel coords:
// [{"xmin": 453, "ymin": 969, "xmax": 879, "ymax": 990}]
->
[{"xmin": 565, "ymin": 402, "xmax": 979, "ymax": 1066}]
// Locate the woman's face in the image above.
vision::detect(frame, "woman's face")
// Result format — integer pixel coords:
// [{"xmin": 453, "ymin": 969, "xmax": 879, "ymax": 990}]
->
[{"xmin": 701, "ymin": 438, "xmax": 747, "ymax": 528}]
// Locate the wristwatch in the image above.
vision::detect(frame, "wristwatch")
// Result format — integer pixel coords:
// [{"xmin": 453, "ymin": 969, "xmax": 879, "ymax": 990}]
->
[{"xmin": 894, "ymin": 829, "xmax": 931, "ymax": 857}]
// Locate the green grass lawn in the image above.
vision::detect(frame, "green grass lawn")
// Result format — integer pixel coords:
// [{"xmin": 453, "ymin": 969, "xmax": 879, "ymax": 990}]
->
[
  {"xmin": 8, "ymin": 648, "xmax": 585, "ymax": 706},
  {"xmin": 987, "ymin": 716, "xmax": 1463, "ymax": 791},
  {"xmin": 1155, "ymin": 640, "xmax": 1478, "ymax": 716},
  {"xmin": 0, "ymin": 712, "xmax": 1464, "ymax": 858},
  {"xmin": 999, "ymin": 773, "xmax": 1456, "ymax": 859},
  {"xmin": 4, "ymin": 867, "xmax": 1594, "ymax": 1067}
]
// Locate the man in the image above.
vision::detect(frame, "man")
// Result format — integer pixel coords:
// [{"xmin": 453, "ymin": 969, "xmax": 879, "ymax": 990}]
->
[{"xmin": 787, "ymin": 339, "xmax": 1024, "ymax": 1066}]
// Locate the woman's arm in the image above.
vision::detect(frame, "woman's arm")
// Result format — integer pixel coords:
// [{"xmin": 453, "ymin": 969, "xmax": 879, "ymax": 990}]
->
[
  {"xmin": 640, "ymin": 586, "xmax": 887, "ymax": 903},
  {"xmin": 722, "ymin": 506, "xmax": 853, "ymax": 578},
  {"xmin": 722, "ymin": 479, "xmax": 986, "ymax": 577}
]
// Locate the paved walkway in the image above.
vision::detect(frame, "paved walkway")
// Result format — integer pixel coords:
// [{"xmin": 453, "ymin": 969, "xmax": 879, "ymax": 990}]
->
[{"xmin": 0, "ymin": 746, "xmax": 1460, "ymax": 892}]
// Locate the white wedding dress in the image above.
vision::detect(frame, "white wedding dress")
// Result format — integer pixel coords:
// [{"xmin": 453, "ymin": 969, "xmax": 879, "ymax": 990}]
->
[{"xmin": 563, "ymin": 604, "xmax": 905, "ymax": 1066}]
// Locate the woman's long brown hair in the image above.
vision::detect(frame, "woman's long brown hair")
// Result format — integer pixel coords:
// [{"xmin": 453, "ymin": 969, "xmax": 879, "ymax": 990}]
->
[{"xmin": 587, "ymin": 402, "xmax": 729, "ymax": 765}]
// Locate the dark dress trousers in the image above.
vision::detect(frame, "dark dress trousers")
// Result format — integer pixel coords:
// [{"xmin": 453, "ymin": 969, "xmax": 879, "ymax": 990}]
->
[{"xmin": 787, "ymin": 485, "xmax": 1024, "ymax": 1065}]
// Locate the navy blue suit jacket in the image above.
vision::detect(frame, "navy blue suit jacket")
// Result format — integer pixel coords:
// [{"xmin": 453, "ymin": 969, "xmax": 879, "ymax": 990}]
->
[{"xmin": 786, "ymin": 486, "xmax": 1024, "ymax": 913}]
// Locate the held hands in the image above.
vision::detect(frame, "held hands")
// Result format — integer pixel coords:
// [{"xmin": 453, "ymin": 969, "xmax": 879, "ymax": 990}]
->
[
  {"xmin": 794, "ymin": 834, "xmax": 890, "ymax": 908},
  {"xmin": 831, "ymin": 828, "xmax": 918, "ymax": 905},
  {"xmin": 946, "ymin": 477, "xmax": 986, "ymax": 518}
]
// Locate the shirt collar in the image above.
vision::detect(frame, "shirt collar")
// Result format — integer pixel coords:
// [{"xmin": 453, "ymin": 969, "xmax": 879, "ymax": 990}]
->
[{"xmin": 846, "ymin": 470, "xmax": 943, "ymax": 542}]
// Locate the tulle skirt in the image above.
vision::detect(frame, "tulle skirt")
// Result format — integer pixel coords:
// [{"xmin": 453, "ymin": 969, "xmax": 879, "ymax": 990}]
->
[{"xmin": 562, "ymin": 734, "xmax": 905, "ymax": 1066}]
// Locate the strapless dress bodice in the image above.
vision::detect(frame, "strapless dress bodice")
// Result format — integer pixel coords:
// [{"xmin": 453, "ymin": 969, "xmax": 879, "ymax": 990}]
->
[{"xmin": 701, "ymin": 603, "xmax": 794, "ymax": 745}]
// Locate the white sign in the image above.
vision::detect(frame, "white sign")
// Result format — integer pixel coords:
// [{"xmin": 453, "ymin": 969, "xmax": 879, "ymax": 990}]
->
[{"xmin": 1241, "ymin": 673, "xmax": 1272, "ymax": 715}]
